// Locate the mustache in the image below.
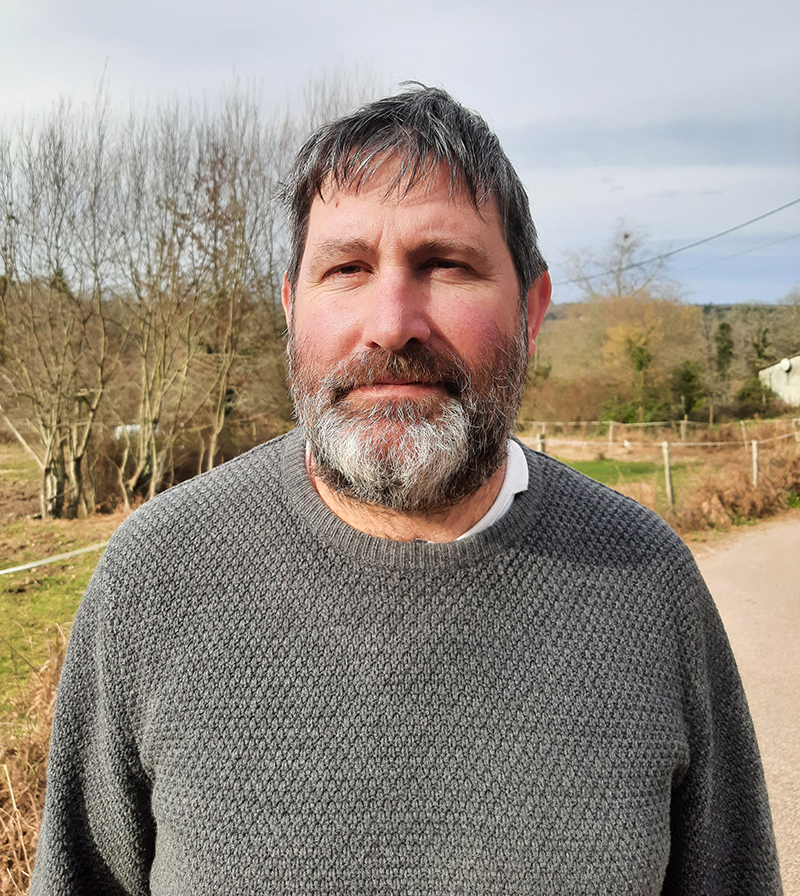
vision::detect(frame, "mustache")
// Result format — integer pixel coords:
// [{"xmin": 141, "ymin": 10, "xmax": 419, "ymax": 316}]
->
[{"xmin": 318, "ymin": 347, "xmax": 471, "ymax": 403}]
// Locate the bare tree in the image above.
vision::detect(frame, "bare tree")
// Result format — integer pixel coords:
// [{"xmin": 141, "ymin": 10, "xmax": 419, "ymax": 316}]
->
[
  {"xmin": 1, "ymin": 72, "xmax": 380, "ymax": 512},
  {"xmin": 0, "ymin": 97, "xmax": 122, "ymax": 517},
  {"xmin": 564, "ymin": 222, "xmax": 681, "ymax": 303},
  {"xmin": 113, "ymin": 103, "xmax": 203, "ymax": 505},
  {"xmin": 191, "ymin": 88, "xmax": 286, "ymax": 472}
]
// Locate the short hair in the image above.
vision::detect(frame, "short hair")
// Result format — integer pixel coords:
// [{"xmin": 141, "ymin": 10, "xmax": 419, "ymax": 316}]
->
[{"xmin": 281, "ymin": 85, "xmax": 547, "ymax": 300}]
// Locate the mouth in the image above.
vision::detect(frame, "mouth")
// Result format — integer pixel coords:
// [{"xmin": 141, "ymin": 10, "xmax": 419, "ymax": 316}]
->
[
  {"xmin": 347, "ymin": 380, "xmax": 447, "ymax": 401},
  {"xmin": 324, "ymin": 347, "xmax": 465, "ymax": 406}
]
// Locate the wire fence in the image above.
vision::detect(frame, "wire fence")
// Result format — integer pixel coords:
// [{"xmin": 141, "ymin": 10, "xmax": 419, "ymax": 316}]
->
[
  {"xmin": 521, "ymin": 417, "xmax": 800, "ymax": 507},
  {"xmin": 519, "ymin": 416, "xmax": 800, "ymax": 442}
]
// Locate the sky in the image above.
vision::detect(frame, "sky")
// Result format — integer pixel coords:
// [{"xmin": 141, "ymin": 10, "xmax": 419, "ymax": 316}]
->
[{"xmin": 1, "ymin": 0, "xmax": 798, "ymax": 306}]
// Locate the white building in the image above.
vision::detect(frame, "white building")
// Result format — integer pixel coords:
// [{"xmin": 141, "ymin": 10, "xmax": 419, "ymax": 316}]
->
[{"xmin": 759, "ymin": 355, "xmax": 800, "ymax": 406}]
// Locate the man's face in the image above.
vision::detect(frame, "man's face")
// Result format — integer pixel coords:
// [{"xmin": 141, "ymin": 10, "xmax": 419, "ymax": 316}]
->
[{"xmin": 283, "ymin": 160, "xmax": 551, "ymax": 512}]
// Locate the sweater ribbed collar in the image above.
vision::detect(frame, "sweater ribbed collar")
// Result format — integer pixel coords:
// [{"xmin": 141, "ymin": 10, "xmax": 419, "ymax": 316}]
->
[{"xmin": 281, "ymin": 428, "xmax": 545, "ymax": 570}]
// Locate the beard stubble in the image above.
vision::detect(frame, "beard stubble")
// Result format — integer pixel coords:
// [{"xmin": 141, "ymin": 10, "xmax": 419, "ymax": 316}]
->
[{"xmin": 287, "ymin": 326, "xmax": 528, "ymax": 513}]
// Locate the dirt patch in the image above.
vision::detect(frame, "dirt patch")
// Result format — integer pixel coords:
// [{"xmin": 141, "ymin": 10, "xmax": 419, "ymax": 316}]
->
[
  {"xmin": 0, "ymin": 448, "xmax": 40, "ymax": 521},
  {"xmin": 0, "ymin": 515, "xmax": 126, "ymax": 569}
]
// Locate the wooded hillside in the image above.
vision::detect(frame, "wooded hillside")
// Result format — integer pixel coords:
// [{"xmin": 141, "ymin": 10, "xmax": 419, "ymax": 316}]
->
[{"xmin": 523, "ymin": 295, "xmax": 800, "ymax": 426}]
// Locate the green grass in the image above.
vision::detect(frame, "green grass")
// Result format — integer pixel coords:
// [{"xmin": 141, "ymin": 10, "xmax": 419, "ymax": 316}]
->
[
  {"xmin": 558, "ymin": 456, "xmax": 693, "ymax": 512},
  {"xmin": 0, "ymin": 550, "xmax": 102, "ymax": 713},
  {"xmin": 0, "ymin": 443, "xmax": 117, "ymax": 711},
  {"xmin": 561, "ymin": 457, "xmax": 690, "ymax": 488},
  {"xmin": 562, "ymin": 458, "xmax": 661, "ymax": 484},
  {"xmin": 0, "ymin": 452, "xmax": 41, "ymax": 481}
]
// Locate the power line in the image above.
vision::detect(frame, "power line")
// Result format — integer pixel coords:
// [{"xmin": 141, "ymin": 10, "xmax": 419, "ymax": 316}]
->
[
  {"xmin": 675, "ymin": 231, "xmax": 800, "ymax": 275},
  {"xmin": 557, "ymin": 197, "xmax": 800, "ymax": 287}
]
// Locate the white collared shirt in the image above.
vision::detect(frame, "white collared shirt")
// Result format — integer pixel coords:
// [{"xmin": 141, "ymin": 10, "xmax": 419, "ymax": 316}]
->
[
  {"xmin": 455, "ymin": 439, "xmax": 528, "ymax": 540},
  {"xmin": 305, "ymin": 438, "xmax": 529, "ymax": 541}
]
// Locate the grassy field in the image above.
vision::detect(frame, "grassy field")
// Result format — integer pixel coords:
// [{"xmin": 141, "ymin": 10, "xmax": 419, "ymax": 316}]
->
[
  {"xmin": 0, "ymin": 446, "xmax": 121, "ymax": 711},
  {"xmin": 0, "ymin": 549, "xmax": 104, "ymax": 715},
  {"xmin": 565, "ymin": 456, "xmax": 679, "ymax": 496}
]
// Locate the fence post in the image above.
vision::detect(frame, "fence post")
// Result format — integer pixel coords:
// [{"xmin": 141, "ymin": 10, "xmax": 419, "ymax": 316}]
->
[
  {"xmin": 794, "ymin": 417, "xmax": 800, "ymax": 444},
  {"xmin": 740, "ymin": 420, "xmax": 748, "ymax": 447},
  {"xmin": 680, "ymin": 416, "xmax": 688, "ymax": 442},
  {"xmin": 535, "ymin": 434, "xmax": 546, "ymax": 454},
  {"xmin": 662, "ymin": 441, "xmax": 674, "ymax": 508},
  {"xmin": 609, "ymin": 420, "xmax": 615, "ymax": 445},
  {"xmin": 752, "ymin": 439, "xmax": 759, "ymax": 487}
]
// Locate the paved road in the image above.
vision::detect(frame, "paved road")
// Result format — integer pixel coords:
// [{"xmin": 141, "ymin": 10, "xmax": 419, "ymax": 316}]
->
[{"xmin": 692, "ymin": 512, "xmax": 800, "ymax": 894}]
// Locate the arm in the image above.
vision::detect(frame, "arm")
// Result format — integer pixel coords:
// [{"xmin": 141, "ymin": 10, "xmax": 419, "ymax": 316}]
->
[
  {"xmin": 31, "ymin": 564, "xmax": 154, "ymax": 896},
  {"xmin": 663, "ymin": 570, "xmax": 782, "ymax": 895}
]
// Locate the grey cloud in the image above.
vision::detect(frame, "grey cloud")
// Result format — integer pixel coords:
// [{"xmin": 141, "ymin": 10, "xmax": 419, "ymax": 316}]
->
[{"xmin": 500, "ymin": 115, "xmax": 800, "ymax": 168}]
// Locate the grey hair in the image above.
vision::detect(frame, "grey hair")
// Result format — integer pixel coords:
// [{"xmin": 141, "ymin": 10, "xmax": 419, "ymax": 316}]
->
[{"xmin": 280, "ymin": 85, "xmax": 547, "ymax": 300}]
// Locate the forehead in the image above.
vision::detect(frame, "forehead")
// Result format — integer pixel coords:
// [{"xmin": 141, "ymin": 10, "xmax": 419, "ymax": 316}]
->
[{"xmin": 303, "ymin": 161, "xmax": 508, "ymax": 260}]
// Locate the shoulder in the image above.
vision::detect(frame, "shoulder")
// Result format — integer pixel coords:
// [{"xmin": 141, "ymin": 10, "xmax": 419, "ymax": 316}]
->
[
  {"xmin": 108, "ymin": 431, "xmax": 297, "ymax": 546},
  {"xmin": 513, "ymin": 443, "xmax": 721, "ymax": 683},
  {"xmin": 518, "ymin": 441, "xmax": 684, "ymax": 549},
  {"xmin": 514, "ymin": 440, "xmax": 703, "ymax": 604},
  {"xmin": 88, "ymin": 431, "xmax": 301, "ymax": 603}
]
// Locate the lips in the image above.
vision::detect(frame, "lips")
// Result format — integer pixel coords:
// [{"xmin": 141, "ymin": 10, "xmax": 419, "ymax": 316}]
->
[
  {"xmin": 349, "ymin": 380, "xmax": 445, "ymax": 398},
  {"xmin": 326, "ymin": 348, "xmax": 465, "ymax": 403},
  {"xmin": 367, "ymin": 377, "xmax": 441, "ymax": 389}
]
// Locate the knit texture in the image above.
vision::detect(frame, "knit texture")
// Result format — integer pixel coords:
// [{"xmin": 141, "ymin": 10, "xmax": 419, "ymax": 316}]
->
[{"xmin": 32, "ymin": 429, "xmax": 782, "ymax": 895}]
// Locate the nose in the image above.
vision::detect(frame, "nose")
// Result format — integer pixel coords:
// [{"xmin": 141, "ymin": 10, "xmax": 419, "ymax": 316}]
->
[{"xmin": 360, "ymin": 267, "xmax": 431, "ymax": 352}]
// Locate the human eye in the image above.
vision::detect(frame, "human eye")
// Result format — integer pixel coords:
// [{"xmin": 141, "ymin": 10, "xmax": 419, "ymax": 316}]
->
[
  {"xmin": 422, "ymin": 257, "xmax": 474, "ymax": 278},
  {"xmin": 421, "ymin": 255, "xmax": 466, "ymax": 270},
  {"xmin": 318, "ymin": 260, "xmax": 366, "ymax": 282},
  {"xmin": 333, "ymin": 262, "xmax": 363, "ymax": 276}
]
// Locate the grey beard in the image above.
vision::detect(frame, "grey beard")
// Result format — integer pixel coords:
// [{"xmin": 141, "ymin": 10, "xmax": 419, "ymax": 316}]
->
[{"xmin": 288, "ymin": 336, "xmax": 528, "ymax": 513}]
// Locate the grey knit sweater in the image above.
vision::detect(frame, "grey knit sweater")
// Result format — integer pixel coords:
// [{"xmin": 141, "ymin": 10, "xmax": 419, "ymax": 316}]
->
[{"xmin": 32, "ymin": 429, "xmax": 781, "ymax": 895}]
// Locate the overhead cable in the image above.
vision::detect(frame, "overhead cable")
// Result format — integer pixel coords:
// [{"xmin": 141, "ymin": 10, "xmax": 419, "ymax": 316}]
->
[
  {"xmin": 558, "ymin": 197, "xmax": 800, "ymax": 286},
  {"xmin": 675, "ymin": 231, "xmax": 800, "ymax": 275}
]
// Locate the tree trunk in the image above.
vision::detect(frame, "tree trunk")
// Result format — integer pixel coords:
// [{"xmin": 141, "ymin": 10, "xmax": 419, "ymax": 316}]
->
[
  {"xmin": 42, "ymin": 451, "xmax": 66, "ymax": 519},
  {"xmin": 65, "ymin": 453, "xmax": 84, "ymax": 519}
]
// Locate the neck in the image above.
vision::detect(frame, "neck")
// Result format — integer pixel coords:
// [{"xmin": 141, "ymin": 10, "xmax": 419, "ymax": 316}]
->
[{"xmin": 308, "ymin": 462, "xmax": 507, "ymax": 543}]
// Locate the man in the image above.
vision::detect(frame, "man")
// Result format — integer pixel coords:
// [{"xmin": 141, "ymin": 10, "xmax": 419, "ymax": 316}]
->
[{"xmin": 33, "ymin": 87, "xmax": 781, "ymax": 894}]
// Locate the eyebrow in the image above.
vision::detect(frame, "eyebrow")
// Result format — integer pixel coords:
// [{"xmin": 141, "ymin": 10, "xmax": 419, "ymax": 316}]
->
[
  {"xmin": 305, "ymin": 239, "xmax": 375, "ymax": 279},
  {"xmin": 411, "ymin": 239, "xmax": 493, "ymax": 269},
  {"xmin": 305, "ymin": 237, "xmax": 494, "ymax": 278}
]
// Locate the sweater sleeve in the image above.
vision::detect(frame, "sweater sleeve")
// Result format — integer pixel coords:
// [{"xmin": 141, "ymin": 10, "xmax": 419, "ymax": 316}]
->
[
  {"xmin": 662, "ymin": 566, "xmax": 783, "ymax": 895},
  {"xmin": 30, "ymin": 562, "xmax": 155, "ymax": 896}
]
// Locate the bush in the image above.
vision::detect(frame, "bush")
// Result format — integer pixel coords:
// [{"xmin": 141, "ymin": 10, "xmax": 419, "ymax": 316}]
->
[
  {"xmin": 734, "ymin": 377, "xmax": 783, "ymax": 419},
  {"xmin": 671, "ymin": 450, "xmax": 800, "ymax": 533}
]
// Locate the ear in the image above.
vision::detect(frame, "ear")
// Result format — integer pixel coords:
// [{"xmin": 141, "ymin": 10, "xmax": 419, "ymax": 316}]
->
[
  {"xmin": 281, "ymin": 273, "xmax": 293, "ymax": 329},
  {"xmin": 525, "ymin": 271, "xmax": 552, "ymax": 359}
]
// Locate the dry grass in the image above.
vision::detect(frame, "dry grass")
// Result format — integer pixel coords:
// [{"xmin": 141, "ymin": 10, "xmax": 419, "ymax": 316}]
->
[
  {"xmin": 0, "ymin": 630, "xmax": 65, "ymax": 895},
  {"xmin": 669, "ymin": 448, "xmax": 800, "ymax": 534}
]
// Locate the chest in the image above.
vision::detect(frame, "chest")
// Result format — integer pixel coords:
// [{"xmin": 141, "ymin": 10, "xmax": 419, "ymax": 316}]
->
[{"xmin": 137, "ymin": 568, "xmax": 687, "ymax": 894}]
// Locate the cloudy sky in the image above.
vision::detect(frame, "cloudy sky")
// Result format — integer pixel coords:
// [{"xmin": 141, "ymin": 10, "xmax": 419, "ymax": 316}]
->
[{"xmin": 2, "ymin": 0, "xmax": 798, "ymax": 305}]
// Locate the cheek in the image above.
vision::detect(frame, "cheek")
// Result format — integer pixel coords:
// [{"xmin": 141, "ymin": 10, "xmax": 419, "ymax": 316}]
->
[
  {"xmin": 291, "ymin": 305, "xmax": 360, "ymax": 363},
  {"xmin": 439, "ymin": 303, "xmax": 521, "ymax": 358}
]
